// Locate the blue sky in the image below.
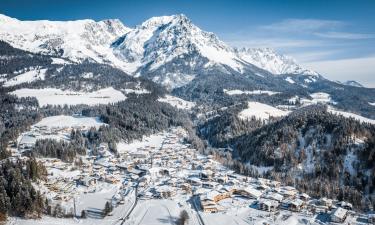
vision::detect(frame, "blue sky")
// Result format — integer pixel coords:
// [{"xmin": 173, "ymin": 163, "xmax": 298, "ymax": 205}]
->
[{"xmin": 1, "ymin": 0, "xmax": 375, "ymax": 86}]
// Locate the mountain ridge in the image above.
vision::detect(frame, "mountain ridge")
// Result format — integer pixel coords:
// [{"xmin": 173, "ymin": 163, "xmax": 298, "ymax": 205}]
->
[{"xmin": 0, "ymin": 13, "xmax": 320, "ymax": 83}]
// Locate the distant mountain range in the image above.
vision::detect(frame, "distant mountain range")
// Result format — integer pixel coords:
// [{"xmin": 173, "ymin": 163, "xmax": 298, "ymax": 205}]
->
[{"xmin": 0, "ymin": 14, "xmax": 318, "ymax": 86}]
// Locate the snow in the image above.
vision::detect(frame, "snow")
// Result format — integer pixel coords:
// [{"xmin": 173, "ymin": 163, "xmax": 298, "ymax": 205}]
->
[
  {"xmin": 11, "ymin": 87, "xmax": 126, "ymax": 106},
  {"xmin": 123, "ymin": 88, "xmax": 150, "ymax": 95},
  {"xmin": 116, "ymin": 132, "xmax": 166, "ymax": 154},
  {"xmin": 344, "ymin": 150, "xmax": 357, "ymax": 176},
  {"xmin": 237, "ymin": 47, "xmax": 319, "ymax": 76},
  {"xmin": 0, "ymin": 14, "xmax": 131, "ymax": 71},
  {"xmin": 288, "ymin": 96, "xmax": 299, "ymax": 104},
  {"xmin": 75, "ymin": 183, "xmax": 119, "ymax": 213},
  {"xmin": 35, "ymin": 115, "xmax": 105, "ymax": 129},
  {"xmin": 309, "ymin": 92, "xmax": 332, "ymax": 104},
  {"xmin": 17, "ymin": 115, "xmax": 106, "ymax": 149},
  {"xmin": 289, "ymin": 93, "xmax": 337, "ymax": 106},
  {"xmin": 238, "ymin": 101, "xmax": 290, "ymax": 121},
  {"xmin": 3, "ymin": 69, "xmax": 47, "ymax": 87},
  {"xmin": 285, "ymin": 77, "xmax": 295, "ymax": 84},
  {"xmin": 223, "ymin": 89, "xmax": 280, "ymax": 96},
  {"xmin": 51, "ymin": 58, "xmax": 70, "ymax": 65},
  {"xmin": 114, "ymin": 14, "xmax": 244, "ymax": 75},
  {"xmin": 158, "ymin": 95, "xmax": 195, "ymax": 110},
  {"xmin": 127, "ymin": 199, "xmax": 190, "ymax": 225},
  {"xmin": 328, "ymin": 107, "xmax": 375, "ymax": 124},
  {"xmin": 0, "ymin": 13, "xmax": 320, "ymax": 85}
]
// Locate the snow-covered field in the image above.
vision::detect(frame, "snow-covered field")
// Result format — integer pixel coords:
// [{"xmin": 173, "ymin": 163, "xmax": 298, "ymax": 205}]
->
[
  {"xmin": 116, "ymin": 132, "xmax": 166, "ymax": 154},
  {"xmin": 238, "ymin": 101, "xmax": 290, "ymax": 121},
  {"xmin": 11, "ymin": 87, "xmax": 126, "ymax": 106},
  {"xmin": 158, "ymin": 95, "xmax": 195, "ymax": 110},
  {"xmin": 308, "ymin": 92, "xmax": 335, "ymax": 104},
  {"xmin": 328, "ymin": 107, "xmax": 375, "ymax": 124},
  {"xmin": 288, "ymin": 92, "xmax": 336, "ymax": 106},
  {"xmin": 35, "ymin": 115, "xmax": 105, "ymax": 129},
  {"xmin": 51, "ymin": 58, "xmax": 71, "ymax": 65},
  {"xmin": 17, "ymin": 115, "xmax": 106, "ymax": 149},
  {"xmin": 223, "ymin": 89, "xmax": 280, "ymax": 96},
  {"xmin": 3, "ymin": 68, "xmax": 47, "ymax": 87}
]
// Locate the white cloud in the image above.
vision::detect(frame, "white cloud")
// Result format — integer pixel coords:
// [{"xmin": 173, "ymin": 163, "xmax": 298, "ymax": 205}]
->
[
  {"xmin": 303, "ymin": 56, "xmax": 375, "ymax": 87},
  {"xmin": 314, "ymin": 31, "xmax": 375, "ymax": 39},
  {"xmin": 260, "ymin": 18, "xmax": 344, "ymax": 33},
  {"xmin": 289, "ymin": 50, "xmax": 340, "ymax": 63},
  {"xmin": 227, "ymin": 38, "xmax": 325, "ymax": 49}
]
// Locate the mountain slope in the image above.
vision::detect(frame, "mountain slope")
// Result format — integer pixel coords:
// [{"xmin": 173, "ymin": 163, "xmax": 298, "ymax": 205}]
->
[
  {"xmin": 0, "ymin": 13, "xmax": 322, "ymax": 87},
  {"xmin": 235, "ymin": 47, "xmax": 319, "ymax": 75},
  {"xmin": 0, "ymin": 14, "xmax": 130, "ymax": 68},
  {"xmin": 112, "ymin": 14, "xmax": 318, "ymax": 86}
]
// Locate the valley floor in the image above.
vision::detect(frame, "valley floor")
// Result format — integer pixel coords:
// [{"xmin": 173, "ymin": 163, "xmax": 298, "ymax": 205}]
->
[{"xmin": 4, "ymin": 116, "xmax": 371, "ymax": 225}]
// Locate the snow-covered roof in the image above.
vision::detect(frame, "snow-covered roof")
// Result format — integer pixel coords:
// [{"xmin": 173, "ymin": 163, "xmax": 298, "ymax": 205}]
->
[
  {"xmin": 263, "ymin": 192, "xmax": 283, "ymax": 202},
  {"xmin": 331, "ymin": 207, "xmax": 348, "ymax": 219}
]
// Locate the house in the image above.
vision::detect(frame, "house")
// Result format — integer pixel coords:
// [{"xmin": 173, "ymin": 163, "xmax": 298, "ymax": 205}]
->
[
  {"xmin": 233, "ymin": 187, "xmax": 262, "ymax": 199},
  {"xmin": 180, "ymin": 183, "xmax": 192, "ymax": 194},
  {"xmin": 288, "ymin": 199, "xmax": 305, "ymax": 212},
  {"xmin": 299, "ymin": 193, "xmax": 310, "ymax": 201},
  {"xmin": 337, "ymin": 201, "xmax": 353, "ymax": 210},
  {"xmin": 262, "ymin": 192, "xmax": 283, "ymax": 202},
  {"xmin": 105, "ymin": 176, "xmax": 120, "ymax": 184},
  {"xmin": 187, "ymin": 177, "xmax": 202, "ymax": 186},
  {"xmin": 320, "ymin": 197, "xmax": 333, "ymax": 208},
  {"xmin": 201, "ymin": 200, "xmax": 219, "ymax": 213},
  {"xmin": 279, "ymin": 186, "xmax": 298, "ymax": 197},
  {"xmin": 258, "ymin": 199, "xmax": 279, "ymax": 212},
  {"xmin": 78, "ymin": 177, "xmax": 96, "ymax": 187},
  {"xmin": 368, "ymin": 213, "xmax": 375, "ymax": 224},
  {"xmin": 155, "ymin": 185, "xmax": 176, "ymax": 198},
  {"xmin": 330, "ymin": 207, "xmax": 348, "ymax": 223}
]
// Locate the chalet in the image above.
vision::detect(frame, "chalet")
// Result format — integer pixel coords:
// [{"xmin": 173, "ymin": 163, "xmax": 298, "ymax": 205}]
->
[
  {"xmin": 288, "ymin": 199, "xmax": 305, "ymax": 212},
  {"xmin": 155, "ymin": 185, "xmax": 176, "ymax": 198},
  {"xmin": 77, "ymin": 177, "xmax": 96, "ymax": 187},
  {"xmin": 368, "ymin": 213, "xmax": 375, "ymax": 224},
  {"xmin": 180, "ymin": 183, "xmax": 192, "ymax": 193},
  {"xmin": 187, "ymin": 177, "xmax": 202, "ymax": 186},
  {"xmin": 263, "ymin": 192, "xmax": 283, "ymax": 202},
  {"xmin": 105, "ymin": 176, "xmax": 120, "ymax": 184},
  {"xmin": 330, "ymin": 207, "xmax": 348, "ymax": 223},
  {"xmin": 201, "ymin": 200, "xmax": 219, "ymax": 213},
  {"xmin": 233, "ymin": 187, "xmax": 262, "ymax": 199},
  {"xmin": 299, "ymin": 193, "xmax": 310, "ymax": 201},
  {"xmin": 320, "ymin": 197, "xmax": 333, "ymax": 208},
  {"xmin": 258, "ymin": 199, "xmax": 279, "ymax": 212},
  {"xmin": 337, "ymin": 201, "xmax": 353, "ymax": 210},
  {"xmin": 279, "ymin": 186, "xmax": 298, "ymax": 197}
]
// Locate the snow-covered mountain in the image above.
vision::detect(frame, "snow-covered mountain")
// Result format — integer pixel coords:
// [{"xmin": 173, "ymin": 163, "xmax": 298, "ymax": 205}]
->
[
  {"xmin": 342, "ymin": 80, "xmax": 363, "ymax": 87},
  {"xmin": 112, "ymin": 15, "xmax": 244, "ymax": 73},
  {"xmin": 235, "ymin": 47, "xmax": 319, "ymax": 76},
  {"xmin": 0, "ymin": 13, "xmax": 318, "ymax": 86},
  {"xmin": 111, "ymin": 14, "xmax": 318, "ymax": 87},
  {"xmin": 0, "ymin": 14, "xmax": 130, "ymax": 66}
]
